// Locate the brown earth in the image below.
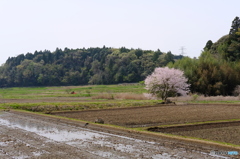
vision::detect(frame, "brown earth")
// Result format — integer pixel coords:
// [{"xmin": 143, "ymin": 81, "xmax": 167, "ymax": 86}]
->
[
  {"xmin": 52, "ymin": 104, "xmax": 240, "ymax": 127},
  {"xmin": 1, "ymin": 103, "xmax": 240, "ymax": 158},
  {"xmin": 148, "ymin": 121, "xmax": 240, "ymax": 145},
  {"xmin": 52, "ymin": 104, "xmax": 240, "ymax": 149},
  {"xmin": 1, "ymin": 110, "xmax": 234, "ymax": 159}
]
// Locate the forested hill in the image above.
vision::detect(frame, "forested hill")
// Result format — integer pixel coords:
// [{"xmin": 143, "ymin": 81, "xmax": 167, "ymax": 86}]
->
[
  {"xmin": 168, "ymin": 16, "xmax": 240, "ymax": 96},
  {"xmin": 0, "ymin": 47, "xmax": 183, "ymax": 87}
]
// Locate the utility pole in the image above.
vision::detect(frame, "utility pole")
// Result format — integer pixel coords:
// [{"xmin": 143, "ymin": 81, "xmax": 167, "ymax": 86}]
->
[{"xmin": 179, "ymin": 46, "xmax": 186, "ymax": 56}]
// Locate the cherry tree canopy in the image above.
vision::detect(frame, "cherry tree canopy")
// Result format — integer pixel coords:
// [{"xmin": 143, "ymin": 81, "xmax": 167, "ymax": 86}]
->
[{"xmin": 144, "ymin": 67, "xmax": 190, "ymax": 100}]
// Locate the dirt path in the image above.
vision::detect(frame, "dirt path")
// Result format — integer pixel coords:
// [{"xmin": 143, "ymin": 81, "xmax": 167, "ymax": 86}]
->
[{"xmin": 0, "ymin": 111, "xmax": 236, "ymax": 159}]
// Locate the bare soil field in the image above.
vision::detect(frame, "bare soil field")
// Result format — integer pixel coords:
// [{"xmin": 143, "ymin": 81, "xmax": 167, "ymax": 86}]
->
[
  {"xmin": 0, "ymin": 111, "xmax": 230, "ymax": 159},
  {"xmin": 148, "ymin": 121, "xmax": 240, "ymax": 145},
  {"xmin": 52, "ymin": 104, "xmax": 240, "ymax": 148},
  {"xmin": 52, "ymin": 104, "xmax": 240, "ymax": 127}
]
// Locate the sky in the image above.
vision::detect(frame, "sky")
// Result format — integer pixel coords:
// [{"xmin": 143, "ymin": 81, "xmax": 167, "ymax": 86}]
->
[{"xmin": 0, "ymin": 0, "xmax": 239, "ymax": 65}]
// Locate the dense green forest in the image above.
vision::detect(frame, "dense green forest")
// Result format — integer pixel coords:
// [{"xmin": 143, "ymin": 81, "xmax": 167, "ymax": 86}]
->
[
  {"xmin": 168, "ymin": 16, "xmax": 240, "ymax": 96},
  {"xmin": 1, "ymin": 16, "xmax": 240, "ymax": 97},
  {"xmin": 0, "ymin": 47, "xmax": 183, "ymax": 87}
]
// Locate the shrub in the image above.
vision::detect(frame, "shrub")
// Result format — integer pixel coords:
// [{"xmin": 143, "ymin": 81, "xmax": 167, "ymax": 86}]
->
[{"xmin": 233, "ymin": 85, "xmax": 240, "ymax": 96}]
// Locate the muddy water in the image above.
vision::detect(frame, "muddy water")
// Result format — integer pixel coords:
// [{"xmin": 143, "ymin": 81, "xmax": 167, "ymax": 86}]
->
[{"xmin": 0, "ymin": 112, "xmax": 228, "ymax": 159}]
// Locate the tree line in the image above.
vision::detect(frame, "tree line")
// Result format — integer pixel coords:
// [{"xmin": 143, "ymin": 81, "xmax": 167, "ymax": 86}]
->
[
  {"xmin": 168, "ymin": 16, "xmax": 240, "ymax": 96},
  {"xmin": 0, "ymin": 47, "xmax": 183, "ymax": 87}
]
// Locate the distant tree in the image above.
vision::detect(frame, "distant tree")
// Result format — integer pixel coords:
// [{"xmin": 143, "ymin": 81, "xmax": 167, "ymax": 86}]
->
[
  {"xmin": 164, "ymin": 51, "xmax": 175, "ymax": 64},
  {"xmin": 152, "ymin": 49, "xmax": 162, "ymax": 61},
  {"xmin": 120, "ymin": 47, "xmax": 130, "ymax": 53},
  {"xmin": 25, "ymin": 53, "xmax": 34, "ymax": 60},
  {"xmin": 144, "ymin": 67, "xmax": 190, "ymax": 101},
  {"xmin": 135, "ymin": 49, "xmax": 143, "ymax": 58},
  {"xmin": 229, "ymin": 16, "xmax": 240, "ymax": 35},
  {"xmin": 204, "ymin": 40, "xmax": 213, "ymax": 51}
]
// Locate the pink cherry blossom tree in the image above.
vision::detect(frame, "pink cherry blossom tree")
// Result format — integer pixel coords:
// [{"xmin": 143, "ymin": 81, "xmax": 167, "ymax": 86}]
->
[{"xmin": 144, "ymin": 67, "xmax": 190, "ymax": 101}]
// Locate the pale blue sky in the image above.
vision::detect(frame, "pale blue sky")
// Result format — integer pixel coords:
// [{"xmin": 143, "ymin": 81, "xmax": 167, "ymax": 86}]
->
[{"xmin": 0, "ymin": 0, "xmax": 239, "ymax": 64}]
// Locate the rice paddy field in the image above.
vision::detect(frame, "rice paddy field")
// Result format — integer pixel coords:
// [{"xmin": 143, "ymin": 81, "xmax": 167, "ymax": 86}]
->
[
  {"xmin": 53, "ymin": 104, "xmax": 240, "ymax": 146},
  {"xmin": 1, "ymin": 84, "xmax": 240, "ymax": 152}
]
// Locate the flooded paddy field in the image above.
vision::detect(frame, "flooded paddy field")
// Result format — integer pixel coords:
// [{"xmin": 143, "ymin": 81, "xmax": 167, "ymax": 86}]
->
[{"xmin": 0, "ymin": 111, "xmax": 232, "ymax": 159}]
